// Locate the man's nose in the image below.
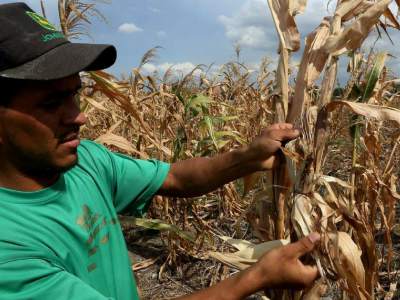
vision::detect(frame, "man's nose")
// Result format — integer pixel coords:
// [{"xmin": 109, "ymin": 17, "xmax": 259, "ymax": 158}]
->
[
  {"xmin": 62, "ymin": 96, "xmax": 87, "ymax": 126},
  {"xmin": 73, "ymin": 111, "xmax": 87, "ymax": 126}
]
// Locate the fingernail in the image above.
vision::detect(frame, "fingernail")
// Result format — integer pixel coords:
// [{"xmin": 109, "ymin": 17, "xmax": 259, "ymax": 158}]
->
[{"xmin": 307, "ymin": 232, "xmax": 320, "ymax": 244}]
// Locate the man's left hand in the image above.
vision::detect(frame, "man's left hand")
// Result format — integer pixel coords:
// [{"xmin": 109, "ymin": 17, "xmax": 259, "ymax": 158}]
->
[{"xmin": 246, "ymin": 123, "xmax": 300, "ymax": 170}]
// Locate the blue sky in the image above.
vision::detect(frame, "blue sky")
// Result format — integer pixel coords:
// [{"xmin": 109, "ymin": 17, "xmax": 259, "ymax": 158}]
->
[{"xmin": 18, "ymin": 0, "xmax": 400, "ymax": 81}]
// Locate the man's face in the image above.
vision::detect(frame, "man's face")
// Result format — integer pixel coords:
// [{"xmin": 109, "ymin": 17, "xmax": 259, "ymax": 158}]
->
[{"xmin": 0, "ymin": 74, "xmax": 87, "ymax": 177}]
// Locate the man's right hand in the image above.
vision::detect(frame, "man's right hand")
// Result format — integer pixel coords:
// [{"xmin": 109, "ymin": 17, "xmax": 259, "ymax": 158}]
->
[
  {"xmin": 250, "ymin": 233, "xmax": 321, "ymax": 291},
  {"xmin": 175, "ymin": 233, "xmax": 321, "ymax": 300}
]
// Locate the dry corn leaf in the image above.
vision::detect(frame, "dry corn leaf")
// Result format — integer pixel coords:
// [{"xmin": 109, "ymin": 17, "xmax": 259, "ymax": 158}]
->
[
  {"xmin": 132, "ymin": 258, "xmax": 158, "ymax": 271},
  {"xmin": 382, "ymin": 7, "xmax": 400, "ymax": 29},
  {"xmin": 95, "ymin": 133, "xmax": 150, "ymax": 159},
  {"xmin": 281, "ymin": 144, "xmax": 302, "ymax": 163},
  {"xmin": 90, "ymin": 71, "xmax": 152, "ymax": 134},
  {"xmin": 209, "ymin": 238, "xmax": 289, "ymax": 270},
  {"xmin": 289, "ymin": 0, "xmax": 307, "ymax": 15},
  {"xmin": 319, "ymin": 175, "xmax": 352, "ymax": 189},
  {"xmin": 89, "ymin": 71, "xmax": 173, "ymax": 159},
  {"xmin": 267, "ymin": 0, "xmax": 301, "ymax": 51},
  {"xmin": 208, "ymin": 252, "xmax": 254, "ymax": 270},
  {"xmin": 81, "ymin": 95, "xmax": 108, "ymax": 111},
  {"xmin": 327, "ymin": 232, "xmax": 368, "ymax": 299},
  {"xmin": 267, "ymin": 0, "xmax": 299, "ymax": 121},
  {"xmin": 325, "ymin": 100, "xmax": 400, "ymax": 124},
  {"xmin": 341, "ymin": 0, "xmax": 373, "ymax": 21},
  {"xmin": 287, "ymin": 18, "xmax": 331, "ymax": 123},
  {"xmin": 274, "ymin": 51, "xmax": 290, "ymax": 122},
  {"xmin": 219, "ymin": 236, "xmax": 289, "ymax": 259},
  {"xmin": 336, "ymin": 0, "xmax": 364, "ymax": 18},
  {"xmin": 282, "ymin": 141, "xmax": 307, "ymax": 191},
  {"xmin": 105, "ymin": 120, "xmax": 122, "ymax": 135},
  {"xmin": 292, "ymin": 194, "xmax": 314, "ymax": 237},
  {"xmin": 319, "ymin": 178, "xmax": 341, "ymax": 209},
  {"xmin": 323, "ymin": 0, "xmax": 392, "ymax": 56},
  {"xmin": 339, "ymin": 209, "xmax": 377, "ymax": 294},
  {"xmin": 312, "ymin": 192, "xmax": 335, "ymax": 230},
  {"xmin": 218, "ymin": 236, "xmax": 255, "ymax": 252},
  {"xmin": 387, "ymin": 174, "xmax": 400, "ymax": 200}
]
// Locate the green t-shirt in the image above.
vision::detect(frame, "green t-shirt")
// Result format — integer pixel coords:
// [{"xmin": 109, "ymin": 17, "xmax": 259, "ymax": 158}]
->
[{"xmin": 0, "ymin": 140, "xmax": 170, "ymax": 300}]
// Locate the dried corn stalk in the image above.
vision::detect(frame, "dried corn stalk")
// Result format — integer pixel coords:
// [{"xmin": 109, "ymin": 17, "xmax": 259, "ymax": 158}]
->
[
  {"xmin": 241, "ymin": 1, "xmax": 400, "ymax": 299},
  {"xmin": 266, "ymin": 0, "xmax": 305, "ymax": 241}
]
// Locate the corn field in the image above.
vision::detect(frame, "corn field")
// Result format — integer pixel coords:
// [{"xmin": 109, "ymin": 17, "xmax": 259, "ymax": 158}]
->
[{"xmin": 54, "ymin": 0, "xmax": 400, "ymax": 299}]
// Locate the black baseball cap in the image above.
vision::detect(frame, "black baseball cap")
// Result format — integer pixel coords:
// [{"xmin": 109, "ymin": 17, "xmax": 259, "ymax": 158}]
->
[{"xmin": 0, "ymin": 2, "xmax": 117, "ymax": 80}]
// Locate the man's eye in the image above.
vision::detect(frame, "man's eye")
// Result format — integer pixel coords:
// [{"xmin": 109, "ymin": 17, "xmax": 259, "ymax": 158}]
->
[{"xmin": 41, "ymin": 99, "xmax": 62, "ymax": 109}]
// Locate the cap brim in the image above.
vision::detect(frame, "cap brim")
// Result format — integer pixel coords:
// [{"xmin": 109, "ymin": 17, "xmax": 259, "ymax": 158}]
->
[{"xmin": 0, "ymin": 43, "xmax": 117, "ymax": 80}]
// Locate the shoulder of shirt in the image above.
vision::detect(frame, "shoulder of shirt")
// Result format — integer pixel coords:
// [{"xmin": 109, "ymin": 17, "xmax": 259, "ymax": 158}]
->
[
  {"xmin": 78, "ymin": 139, "xmax": 108, "ymax": 151},
  {"xmin": 77, "ymin": 140, "xmax": 111, "ymax": 158},
  {"xmin": 73, "ymin": 139, "xmax": 113, "ymax": 172}
]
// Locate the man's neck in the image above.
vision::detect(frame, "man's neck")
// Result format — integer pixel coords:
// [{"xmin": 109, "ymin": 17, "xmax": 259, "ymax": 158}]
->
[{"xmin": 0, "ymin": 162, "xmax": 59, "ymax": 192}]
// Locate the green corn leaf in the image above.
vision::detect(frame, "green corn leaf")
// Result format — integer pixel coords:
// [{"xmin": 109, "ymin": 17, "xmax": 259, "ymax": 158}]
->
[
  {"xmin": 203, "ymin": 116, "xmax": 219, "ymax": 151},
  {"xmin": 185, "ymin": 94, "xmax": 214, "ymax": 116},
  {"xmin": 216, "ymin": 140, "xmax": 231, "ymax": 149},
  {"xmin": 214, "ymin": 131, "xmax": 246, "ymax": 145},
  {"xmin": 209, "ymin": 115, "xmax": 239, "ymax": 126},
  {"xmin": 362, "ymin": 52, "xmax": 387, "ymax": 102},
  {"xmin": 119, "ymin": 216, "xmax": 195, "ymax": 243},
  {"xmin": 351, "ymin": 52, "xmax": 387, "ymax": 141}
]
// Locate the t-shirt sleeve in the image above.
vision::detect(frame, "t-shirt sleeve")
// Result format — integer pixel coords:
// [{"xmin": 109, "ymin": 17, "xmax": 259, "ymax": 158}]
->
[
  {"xmin": 109, "ymin": 152, "xmax": 170, "ymax": 215},
  {"xmin": 0, "ymin": 259, "xmax": 113, "ymax": 300},
  {"xmin": 78, "ymin": 141, "xmax": 170, "ymax": 216}
]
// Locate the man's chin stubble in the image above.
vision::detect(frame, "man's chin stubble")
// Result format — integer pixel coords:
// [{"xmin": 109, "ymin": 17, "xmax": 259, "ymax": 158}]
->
[{"xmin": 22, "ymin": 156, "xmax": 79, "ymax": 180}]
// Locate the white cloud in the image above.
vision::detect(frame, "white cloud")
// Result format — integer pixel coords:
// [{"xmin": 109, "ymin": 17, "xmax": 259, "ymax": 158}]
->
[
  {"xmin": 118, "ymin": 23, "xmax": 143, "ymax": 34},
  {"xmin": 218, "ymin": 0, "xmax": 275, "ymax": 51},
  {"xmin": 218, "ymin": 0, "xmax": 330, "ymax": 51},
  {"xmin": 157, "ymin": 30, "xmax": 167, "ymax": 38},
  {"xmin": 141, "ymin": 62, "xmax": 214, "ymax": 77},
  {"xmin": 141, "ymin": 63, "xmax": 158, "ymax": 74}
]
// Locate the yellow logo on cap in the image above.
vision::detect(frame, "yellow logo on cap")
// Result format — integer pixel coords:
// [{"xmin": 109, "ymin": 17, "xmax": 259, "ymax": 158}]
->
[{"xmin": 26, "ymin": 11, "xmax": 57, "ymax": 31}]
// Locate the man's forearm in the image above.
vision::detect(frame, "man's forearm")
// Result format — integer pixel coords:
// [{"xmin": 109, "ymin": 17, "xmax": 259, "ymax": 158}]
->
[
  {"xmin": 174, "ymin": 265, "xmax": 262, "ymax": 300},
  {"xmin": 158, "ymin": 124, "xmax": 299, "ymax": 197},
  {"xmin": 159, "ymin": 146, "xmax": 260, "ymax": 197}
]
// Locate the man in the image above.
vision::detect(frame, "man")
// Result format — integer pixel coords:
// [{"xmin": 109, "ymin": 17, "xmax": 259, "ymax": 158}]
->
[{"xmin": 0, "ymin": 3, "xmax": 320, "ymax": 300}]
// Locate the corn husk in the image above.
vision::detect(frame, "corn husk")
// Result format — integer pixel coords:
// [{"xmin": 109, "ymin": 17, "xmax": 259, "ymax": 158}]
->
[{"xmin": 209, "ymin": 237, "xmax": 289, "ymax": 270}]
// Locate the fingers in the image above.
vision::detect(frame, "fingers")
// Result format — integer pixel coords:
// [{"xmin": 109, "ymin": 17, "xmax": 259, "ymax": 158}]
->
[
  {"xmin": 300, "ymin": 265, "xmax": 319, "ymax": 286},
  {"xmin": 284, "ymin": 233, "xmax": 320, "ymax": 258},
  {"xmin": 277, "ymin": 128, "xmax": 300, "ymax": 142},
  {"xmin": 268, "ymin": 123, "xmax": 294, "ymax": 130},
  {"xmin": 267, "ymin": 128, "xmax": 300, "ymax": 142},
  {"xmin": 264, "ymin": 123, "xmax": 300, "ymax": 142}
]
